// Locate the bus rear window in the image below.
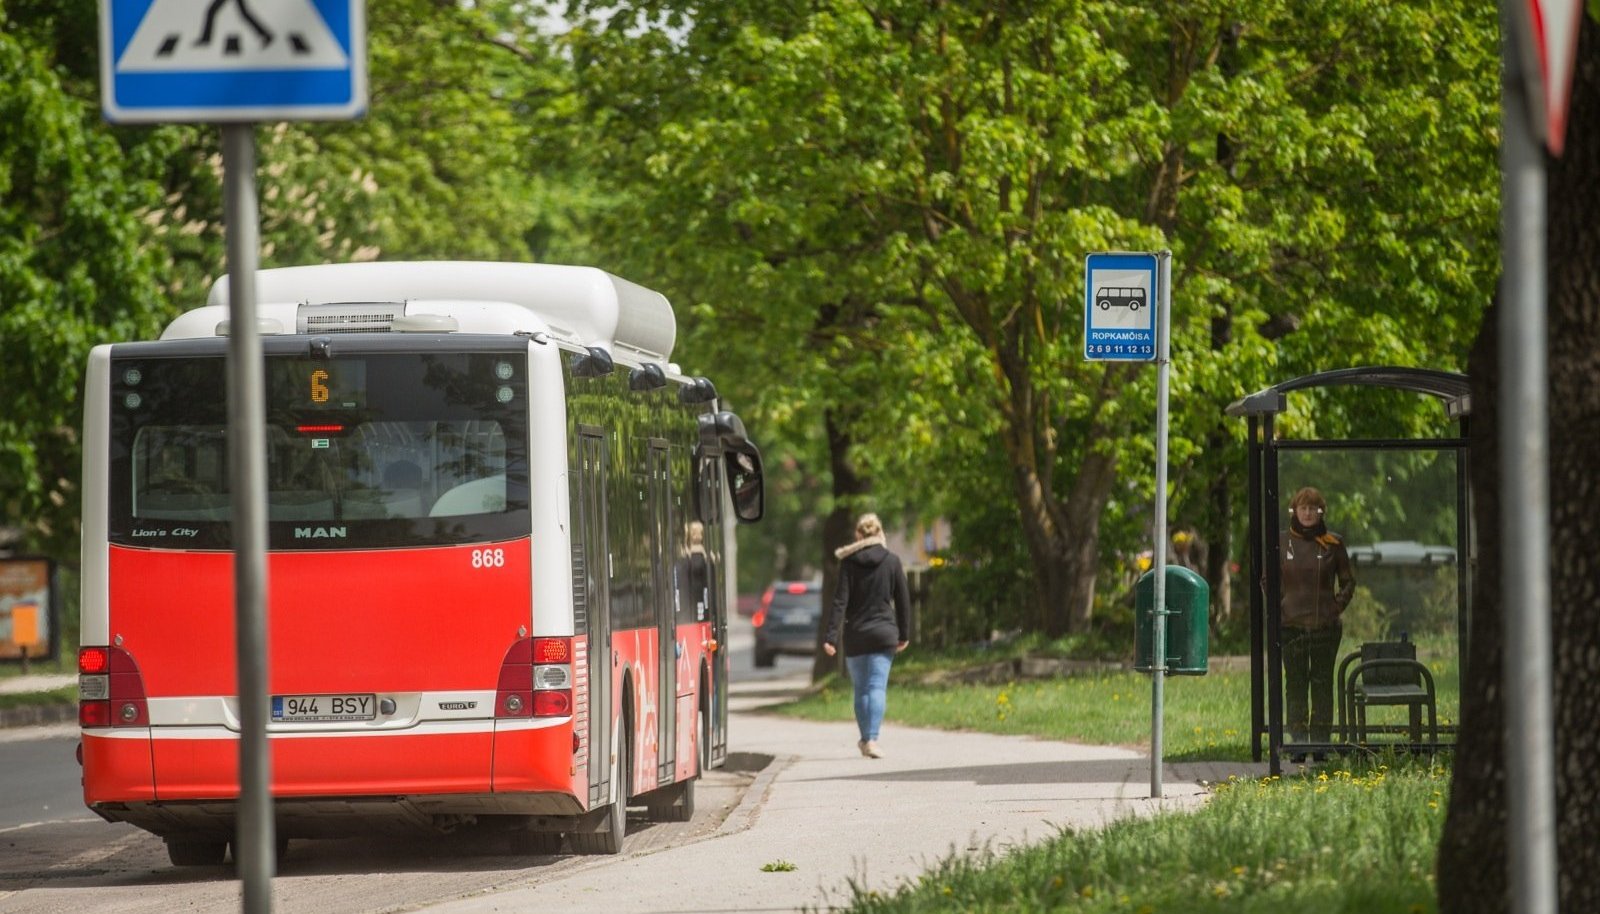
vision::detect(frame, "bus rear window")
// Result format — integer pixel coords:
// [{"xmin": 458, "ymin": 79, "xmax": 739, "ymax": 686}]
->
[{"xmin": 109, "ymin": 349, "xmax": 529, "ymax": 549}]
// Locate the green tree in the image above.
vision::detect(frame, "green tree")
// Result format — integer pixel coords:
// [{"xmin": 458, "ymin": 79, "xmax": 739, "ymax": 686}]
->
[
  {"xmin": 0, "ymin": 0, "xmax": 579, "ymax": 558},
  {"xmin": 0, "ymin": 12, "xmax": 170, "ymax": 555},
  {"xmin": 565, "ymin": 0, "xmax": 1500, "ymax": 634}
]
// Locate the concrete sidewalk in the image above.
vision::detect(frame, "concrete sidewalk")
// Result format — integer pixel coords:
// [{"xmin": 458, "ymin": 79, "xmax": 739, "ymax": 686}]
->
[
  {"xmin": 0, "ymin": 673, "xmax": 76, "ymax": 729},
  {"xmin": 422, "ymin": 673, "xmax": 1264, "ymax": 914},
  {"xmin": 0, "ymin": 673, "xmax": 74, "ymax": 695}
]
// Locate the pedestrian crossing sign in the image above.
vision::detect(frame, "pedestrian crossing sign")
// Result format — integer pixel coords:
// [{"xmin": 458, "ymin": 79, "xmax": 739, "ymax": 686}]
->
[{"xmin": 100, "ymin": 0, "xmax": 367, "ymax": 123}]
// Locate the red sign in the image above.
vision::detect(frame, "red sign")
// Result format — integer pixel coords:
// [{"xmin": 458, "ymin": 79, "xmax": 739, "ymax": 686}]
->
[{"xmin": 1508, "ymin": 0, "xmax": 1586, "ymax": 155}]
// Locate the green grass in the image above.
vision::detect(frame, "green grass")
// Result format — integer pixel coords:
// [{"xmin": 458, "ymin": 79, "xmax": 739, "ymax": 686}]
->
[
  {"xmin": 0, "ymin": 685, "xmax": 75, "ymax": 710},
  {"xmin": 776, "ymin": 659, "xmax": 1458, "ymax": 762},
  {"xmin": 837, "ymin": 757, "xmax": 1447, "ymax": 913},
  {"xmin": 774, "ymin": 669, "xmax": 1254, "ymax": 760},
  {"xmin": 772, "ymin": 656, "xmax": 1453, "ymax": 913}
]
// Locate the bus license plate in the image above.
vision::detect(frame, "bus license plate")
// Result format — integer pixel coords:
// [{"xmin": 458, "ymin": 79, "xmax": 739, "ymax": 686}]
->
[{"xmin": 271, "ymin": 693, "xmax": 376, "ymax": 722}]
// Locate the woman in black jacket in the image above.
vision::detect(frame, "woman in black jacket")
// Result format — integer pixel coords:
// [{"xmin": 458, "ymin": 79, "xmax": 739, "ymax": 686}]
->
[{"xmin": 823, "ymin": 512, "xmax": 911, "ymax": 758}]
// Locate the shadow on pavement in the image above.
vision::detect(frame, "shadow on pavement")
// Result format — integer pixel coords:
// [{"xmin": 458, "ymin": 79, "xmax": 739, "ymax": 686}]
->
[{"xmin": 791, "ymin": 757, "xmax": 1157, "ymax": 787}]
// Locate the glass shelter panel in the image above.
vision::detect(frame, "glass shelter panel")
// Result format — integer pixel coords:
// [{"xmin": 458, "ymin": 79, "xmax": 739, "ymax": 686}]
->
[{"xmin": 1277, "ymin": 446, "xmax": 1462, "ymax": 745}]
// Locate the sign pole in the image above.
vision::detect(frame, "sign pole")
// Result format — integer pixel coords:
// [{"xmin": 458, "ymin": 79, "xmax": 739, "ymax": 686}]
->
[
  {"xmin": 1149, "ymin": 251, "xmax": 1172, "ymax": 799},
  {"xmin": 1498, "ymin": 3, "xmax": 1555, "ymax": 911},
  {"xmin": 221, "ymin": 122, "xmax": 275, "ymax": 914}
]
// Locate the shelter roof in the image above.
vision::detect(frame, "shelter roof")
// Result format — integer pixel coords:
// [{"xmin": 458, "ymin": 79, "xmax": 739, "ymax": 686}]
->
[{"xmin": 1225, "ymin": 366, "xmax": 1470, "ymax": 420}]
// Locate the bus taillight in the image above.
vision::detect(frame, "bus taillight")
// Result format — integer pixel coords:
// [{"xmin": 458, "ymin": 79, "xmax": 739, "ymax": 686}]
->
[
  {"xmin": 78, "ymin": 646, "xmax": 149, "ymax": 728},
  {"xmin": 532, "ymin": 637, "xmax": 573, "ymax": 718},
  {"xmin": 497, "ymin": 637, "xmax": 573, "ymax": 719}
]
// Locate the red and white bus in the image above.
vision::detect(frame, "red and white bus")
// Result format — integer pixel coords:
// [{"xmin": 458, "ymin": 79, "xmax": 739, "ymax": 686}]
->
[{"xmin": 76, "ymin": 262, "xmax": 763, "ymax": 864}]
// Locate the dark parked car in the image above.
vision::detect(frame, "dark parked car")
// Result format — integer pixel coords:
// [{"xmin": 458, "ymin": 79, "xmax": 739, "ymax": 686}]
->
[{"xmin": 752, "ymin": 580, "xmax": 823, "ymax": 668}]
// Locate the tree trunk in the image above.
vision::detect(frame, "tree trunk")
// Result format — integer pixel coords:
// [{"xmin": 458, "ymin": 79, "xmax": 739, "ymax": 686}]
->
[
  {"xmin": 1204, "ymin": 433, "xmax": 1234, "ymax": 626},
  {"xmin": 1011, "ymin": 447, "xmax": 1117, "ymax": 636},
  {"xmin": 812, "ymin": 409, "xmax": 868, "ymax": 683},
  {"xmin": 1438, "ymin": 14, "xmax": 1600, "ymax": 909}
]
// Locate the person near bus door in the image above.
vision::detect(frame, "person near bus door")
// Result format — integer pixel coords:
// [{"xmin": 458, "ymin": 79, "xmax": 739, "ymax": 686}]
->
[
  {"xmin": 1279, "ymin": 486, "xmax": 1356, "ymax": 762},
  {"xmin": 823, "ymin": 512, "xmax": 911, "ymax": 759}
]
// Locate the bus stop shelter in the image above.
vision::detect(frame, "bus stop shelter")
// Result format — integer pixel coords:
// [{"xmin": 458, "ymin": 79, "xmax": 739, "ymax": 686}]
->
[{"xmin": 1227, "ymin": 367, "xmax": 1471, "ymax": 775}]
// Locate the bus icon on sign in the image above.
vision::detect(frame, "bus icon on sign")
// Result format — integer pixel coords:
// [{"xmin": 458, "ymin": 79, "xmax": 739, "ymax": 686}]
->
[{"xmin": 1095, "ymin": 287, "xmax": 1146, "ymax": 312}]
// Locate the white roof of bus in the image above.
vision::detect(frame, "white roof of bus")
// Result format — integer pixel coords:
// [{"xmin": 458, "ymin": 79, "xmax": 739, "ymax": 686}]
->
[{"xmin": 182, "ymin": 261, "xmax": 676, "ymax": 360}]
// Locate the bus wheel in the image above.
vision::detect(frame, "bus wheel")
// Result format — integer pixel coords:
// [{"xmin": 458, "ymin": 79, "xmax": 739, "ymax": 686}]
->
[
  {"xmin": 166, "ymin": 836, "xmax": 227, "ymax": 867},
  {"xmin": 570, "ymin": 724, "xmax": 628, "ymax": 855},
  {"xmin": 645, "ymin": 777, "xmax": 695, "ymax": 823}
]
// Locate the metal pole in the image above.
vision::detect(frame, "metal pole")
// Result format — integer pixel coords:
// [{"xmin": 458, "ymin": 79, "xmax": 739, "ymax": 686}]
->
[
  {"xmin": 1498, "ymin": 6, "xmax": 1556, "ymax": 911},
  {"xmin": 221, "ymin": 122, "xmax": 275, "ymax": 914},
  {"xmin": 1497, "ymin": 5, "xmax": 1548, "ymax": 909},
  {"xmin": 1150, "ymin": 250, "xmax": 1172, "ymax": 799}
]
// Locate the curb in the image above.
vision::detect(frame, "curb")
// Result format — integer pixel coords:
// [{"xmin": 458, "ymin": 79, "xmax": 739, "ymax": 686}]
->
[
  {"xmin": 0, "ymin": 702, "xmax": 76, "ymax": 729},
  {"xmin": 712, "ymin": 751, "xmax": 788, "ymax": 839}
]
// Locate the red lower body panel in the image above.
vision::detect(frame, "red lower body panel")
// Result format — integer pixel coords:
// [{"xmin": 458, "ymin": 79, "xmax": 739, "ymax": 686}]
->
[
  {"xmin": 493, "ymin": 723, "xmax": 577, "ymax": 794},
  {"xmin": 82, "ymin": 735, "xmax": 156, "ymax": 805},
  {"xmin": 147, "ymin": 730, "xmax": 492, "ymax": 800},
  {"xmin": 87, "ymin": 724, "xmax": 576, "ymax": 804}
]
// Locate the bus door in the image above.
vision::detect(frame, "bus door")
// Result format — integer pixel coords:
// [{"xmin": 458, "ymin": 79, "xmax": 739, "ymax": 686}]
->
[
  {"xmin": 699, "ymin": 451, "xmax": 730, "ymax": 766},
  {"xmin": 648, "ymin": 441, "xmax": 676, "ymax": 785},
  {"xmin": 577, "ymin": 430, "xmax": 612, "ymax": 808}
]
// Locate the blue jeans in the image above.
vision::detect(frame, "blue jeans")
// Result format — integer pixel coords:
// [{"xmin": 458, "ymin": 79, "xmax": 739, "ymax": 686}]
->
[{"xmin": 844, "ymin": 650, "xmax": 895, "ymax": 742}]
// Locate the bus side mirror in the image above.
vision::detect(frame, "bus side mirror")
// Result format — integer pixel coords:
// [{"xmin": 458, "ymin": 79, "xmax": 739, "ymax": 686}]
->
[
  {"xmin": 726, "ymin": 443, "xmax": 764, "ymax": 524},
  {"xmin": 698, "ymin": 411, "xmax": 749, "ymax": 449}
]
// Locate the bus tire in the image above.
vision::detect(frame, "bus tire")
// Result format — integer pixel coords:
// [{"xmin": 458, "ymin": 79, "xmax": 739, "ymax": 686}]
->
[
  {"xmin": 166, "ymin": 836, "xmax": 227, "ymax": 867},
  {"xmin": 571, "ymin": 722, "xmax": 628, "ymax": 855},
  {"xmin": 646, "ymin": 777, "xmax": 695, "ymax": 822}
]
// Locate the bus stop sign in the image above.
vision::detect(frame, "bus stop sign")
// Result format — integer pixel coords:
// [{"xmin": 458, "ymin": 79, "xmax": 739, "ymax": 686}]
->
[
  {"xmin": 99, "ymin": 0, "xmax": 367, "ymax": 124},
  {"xmin": 1084, "ymin": 252, "xmax": 1159, "ymax": 362}
]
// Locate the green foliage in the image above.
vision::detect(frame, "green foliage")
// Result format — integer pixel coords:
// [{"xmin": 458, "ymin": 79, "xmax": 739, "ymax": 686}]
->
[
  {"xmin": 0, "ymin": 21, "xmax": 170, "ymax": 554},
  {"xmin": 0, "ymin": 2, "xmax": 583, "ymax": 559},
  {"xmin": 566, "ymin": 0, "xmax": 1501, "ymax": 630}
]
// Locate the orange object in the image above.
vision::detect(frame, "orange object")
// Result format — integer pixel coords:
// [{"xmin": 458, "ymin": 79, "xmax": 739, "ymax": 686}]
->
[{"xmin": 12, "ymin": 603, "xmax": 39, "ymax": 646}]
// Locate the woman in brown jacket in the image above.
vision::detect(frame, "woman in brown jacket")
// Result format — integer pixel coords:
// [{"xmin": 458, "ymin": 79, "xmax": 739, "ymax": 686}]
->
[{"xmin": 1280, "ymin": 486, "xmax": 1356, "ymax": 761}]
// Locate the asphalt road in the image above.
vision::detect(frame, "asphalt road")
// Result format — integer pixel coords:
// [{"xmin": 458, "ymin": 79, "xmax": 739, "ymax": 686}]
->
[{"xmin": 0, "ymin": 726, "xmax": 88, "ymax": 833}]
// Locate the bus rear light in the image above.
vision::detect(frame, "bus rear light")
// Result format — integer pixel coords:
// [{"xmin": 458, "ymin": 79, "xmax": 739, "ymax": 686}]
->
[
  {"xmin": 534, "ymin": 664, "xmax": 571, "ymax": 690},
  {"xmin": 532, "ymin": 637, "xmax": 570, "ymax": 664},
  {"xmin": 499, "ymin": 636, "xmax": 573, "ymax": 720},
  {"xmin": 79, "ymin": 646, "xmax": 149, "ymax": 728},
  {"xmin": 80, "ymin": 701, "xmax": 112, "ymax": 728},
  {"xmin": 533, "ymin": 690, "xmax": 572, "ymax": 717},
  {"xmin": 79, "ymin": 647, "xmax": 109, "ymax": 674}
]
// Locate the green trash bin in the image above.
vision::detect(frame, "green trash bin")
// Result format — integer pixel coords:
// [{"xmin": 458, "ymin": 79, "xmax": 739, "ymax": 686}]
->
[{"xmin": 1135, "ymin": 565, "xmax": 1210, "ymax": 675}]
